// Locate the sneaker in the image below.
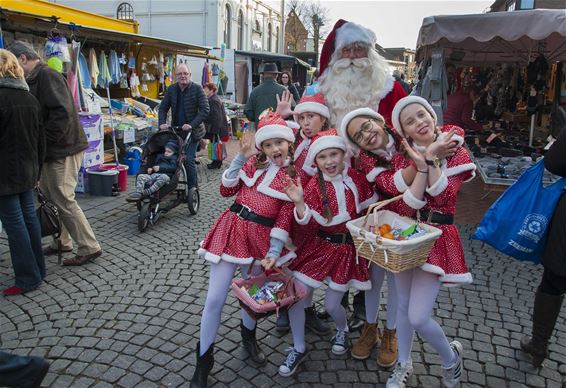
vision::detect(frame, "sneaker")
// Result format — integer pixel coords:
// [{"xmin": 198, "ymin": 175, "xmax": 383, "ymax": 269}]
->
[
  {"xmin": 275, "ymin": 309, "xmax": 290, "ymax": 332},
  {"xmin": 331, "ymin": 329, "xmax": 349, "ymax": 355},
  {"xmin": 386, "ymin": 360, "xmax": 413, "ymax": 388},
  {"xmin": 377, "ymin": 328, "xmax": 398, "ymax": 368},
  {"xmin": 126, "ymin": 192, "xmax": 142, "ymax": 202},
  {"xmin": 351, "ymin": 322, "xmax": 379, "ymax": 360},
  {"xmin": 442, "ymin": 341, "xmax": 463, "ymax": 388},
  {"xmin": 348, "ymin": 315, "xmax": 366, "ymax": 332},
  {"xmin": 278, "ymin": 348, "xmax": 308, "ymax": 377}
]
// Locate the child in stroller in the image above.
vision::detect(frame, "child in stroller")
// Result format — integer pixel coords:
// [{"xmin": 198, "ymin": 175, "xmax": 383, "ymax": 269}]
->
[{"xmin": 126, "ymin": 140, "xmax": 178, "ymax": 202}]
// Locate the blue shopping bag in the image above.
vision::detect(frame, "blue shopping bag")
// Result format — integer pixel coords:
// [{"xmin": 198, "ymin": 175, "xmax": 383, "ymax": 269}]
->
[{"xmin": 473, "ymin": 159, "xmax": 566, "ymax": 263}]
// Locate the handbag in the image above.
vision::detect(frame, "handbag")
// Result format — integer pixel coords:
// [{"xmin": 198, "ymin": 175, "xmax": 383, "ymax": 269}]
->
[
  {"xmin": 473, "ymin": 159, "xmax": 566, "ymax": 263},
  {"xmin": 207, "ymin": 134, "xmax": 227, "ymax": 161},
  {"xmin": 36, "ymin": 187, "xmax": 61, "ymax": 239}
]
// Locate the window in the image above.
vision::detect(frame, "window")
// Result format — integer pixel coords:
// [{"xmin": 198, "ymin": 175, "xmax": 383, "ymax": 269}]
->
[
  {"xmin": 275, "ymin": 26, "xmax": 279, "ymax": 52},
  {"xmin": 116, "ymin": 2, "xmax": 134, "ymax": 21},
  {"xmin": 237, "ymin": 10, "xmax": 244, "ymax": 50},
  {"xmin": 224, "ymin": 4, "xmax": 232, "ymax": 48},
  {"xmin": 267, "ymin": 24, "xmax": 272, "ymax": 52},
  {"xmin": 518, "ymin": 0, "xmax": 535, "ymax": 9}
]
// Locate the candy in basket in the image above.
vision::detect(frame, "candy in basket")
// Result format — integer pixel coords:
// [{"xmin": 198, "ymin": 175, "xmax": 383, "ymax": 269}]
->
[
  {"xmin": 231, "ymin": 266, "xmax": 307, "ymax": 320},
  {"xmin": 346, "ymin": 195, "xmax": 443, "ymax": 273}
]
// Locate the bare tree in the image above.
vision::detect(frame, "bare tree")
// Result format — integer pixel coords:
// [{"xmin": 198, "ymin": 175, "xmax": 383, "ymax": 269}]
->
[{"xmin": 285, "ymin": 0, "xmax": 330, "ymax": 65}]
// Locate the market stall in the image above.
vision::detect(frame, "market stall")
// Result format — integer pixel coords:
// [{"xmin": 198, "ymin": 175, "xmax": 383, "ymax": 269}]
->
[{"xmin": 415, "ymin": 9, "xmax": 566, "ymax": 190}]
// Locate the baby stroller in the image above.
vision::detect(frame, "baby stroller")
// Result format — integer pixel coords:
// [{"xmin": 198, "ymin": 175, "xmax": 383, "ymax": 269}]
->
[{"xmin": 135, "ymin": 127, "xmax": 199, "ymax": 232}]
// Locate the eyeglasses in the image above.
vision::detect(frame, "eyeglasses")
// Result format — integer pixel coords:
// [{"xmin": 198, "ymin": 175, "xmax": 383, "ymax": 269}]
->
[
  {"xmin": 176, "ymin": 72, "xmax": 190, "ymax": 76},
  {"xmin": 351, "ymin": 119, "xmax": 376, "ymax": 145}
]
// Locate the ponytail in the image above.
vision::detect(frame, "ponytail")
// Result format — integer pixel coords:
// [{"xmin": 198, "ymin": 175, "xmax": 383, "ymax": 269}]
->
[
  {"xmin": 254, "ymin": 151, "xmax": 269, "ymax": 170},
  {"xmin": 286, "ymin": 143, "xmax": 297, "ymax": 177},
  {"xmin": 317, "ymin": 169, "xmax": 333, "ymax": 222}
]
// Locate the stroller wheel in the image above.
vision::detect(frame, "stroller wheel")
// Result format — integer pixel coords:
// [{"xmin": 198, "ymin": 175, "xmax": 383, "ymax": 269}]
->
[
  {"xmin": 138, "ymin": 202, "xmax": 150, "ymax": 232},
  {"xmin": 187, "ymin": 187, "xmax": 200, "ymax": 215}
]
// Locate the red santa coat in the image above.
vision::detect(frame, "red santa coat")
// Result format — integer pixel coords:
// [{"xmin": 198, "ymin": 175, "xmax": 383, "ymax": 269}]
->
[
  {"xmin": 198, "ymin": 156, "xmax": 296, "ymax": 266},
  {"xmin": 376, "ymin": 79, "xmax": 408, "ymax": 128},
  {"xmin": 375, "ymin": 126, "xmax": 476, "ymax": 286},
  {"xmin": 289, "ymin": 167, "xmax": 378, "ymax": 291}
]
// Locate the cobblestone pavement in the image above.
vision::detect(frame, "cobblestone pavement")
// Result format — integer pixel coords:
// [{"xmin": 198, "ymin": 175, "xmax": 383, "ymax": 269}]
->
[{"xmin": 1, "ymin": 152, "xmax": 565, "ymax": 387}]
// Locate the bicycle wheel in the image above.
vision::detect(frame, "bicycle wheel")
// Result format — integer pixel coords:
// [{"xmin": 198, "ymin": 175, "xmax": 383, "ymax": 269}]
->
[
  {"xmin": 187, "ymin": 187, "xmax": 200, "ymax": 215},
  {"xmin": 138, "ymin": 202, "xmax": 150, "ymax": 232}
]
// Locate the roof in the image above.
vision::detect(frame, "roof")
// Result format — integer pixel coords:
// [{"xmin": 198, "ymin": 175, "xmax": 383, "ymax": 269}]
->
[
  {"xmin": 416, "ymin": 9, "xmax": 566, "ymax": 63},
  {"xmin": 235, "ymin": 50, "xmax": 311, "ymax": 68}
]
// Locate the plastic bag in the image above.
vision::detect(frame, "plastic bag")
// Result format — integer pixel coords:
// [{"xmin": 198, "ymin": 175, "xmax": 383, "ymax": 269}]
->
[
  {"xmin": 44, "ymin": 35, "xmax": 71, "ymax": 62},
  {"xmin": 473, "ymin": 159, "xmax": 566, "ymax": 263}
]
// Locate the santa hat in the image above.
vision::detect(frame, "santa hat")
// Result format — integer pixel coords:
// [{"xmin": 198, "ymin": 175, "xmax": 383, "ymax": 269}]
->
[
  {"xmin": 255, "ymin": 112, "xmax": 295, "ymax": 149},
  {"xmin": 319, "ymin": 19, "xmax": 377, "ymax": 76},
  {"xmin": 339, "ymin": 108, "xmax": 385, "ymax": 153},
  {"xmin": 303, "ymin": 133, "xmax": 348, "ymax": 170},
  {"xmin": 293, "ymin": 93, "xmax": 330, "ymax": 119},
  {"xmin": 391, "ymin": 96, "xmax": 437, "ymax": 135}
]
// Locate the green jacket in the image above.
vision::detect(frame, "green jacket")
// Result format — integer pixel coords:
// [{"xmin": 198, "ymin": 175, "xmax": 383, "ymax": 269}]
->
[{"xmin": 244, "ymin": 79, "xmax": 290, "ymax": 123}]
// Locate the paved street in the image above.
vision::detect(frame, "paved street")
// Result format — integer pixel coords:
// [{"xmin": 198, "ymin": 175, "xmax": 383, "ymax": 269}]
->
[{"xmin": 1, "ymin": 149, "xmax": 565, "ymax": 387}]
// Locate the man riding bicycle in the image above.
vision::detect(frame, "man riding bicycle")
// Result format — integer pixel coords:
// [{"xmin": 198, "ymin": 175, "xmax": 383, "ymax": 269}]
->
[{"xmin": 158, "ymin": 63, "xmax": 209, "ymax": 189}]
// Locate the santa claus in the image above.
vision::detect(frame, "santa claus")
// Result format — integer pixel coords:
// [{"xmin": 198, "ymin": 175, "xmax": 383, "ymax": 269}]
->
[{"xmin": 318, "ymin": 19, "xmax": 408, "ymax": 129}]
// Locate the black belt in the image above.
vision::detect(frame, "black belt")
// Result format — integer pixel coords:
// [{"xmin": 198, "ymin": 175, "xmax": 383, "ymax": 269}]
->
[
  {"xmin": 230, "ymin": 203, "xmax": 275, "ymax": 227},
  {"xmin": 317, "ymin": 230, "xmax": 354, "ymax": 244},
  {"xmin": 419, "ymin": 210, "xmax": 454, "ymax": 225}
]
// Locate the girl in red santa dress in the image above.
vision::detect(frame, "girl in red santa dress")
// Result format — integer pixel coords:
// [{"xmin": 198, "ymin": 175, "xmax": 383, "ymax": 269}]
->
[
  {"xmin": 380, "ymin": 96, "xmax": 475, "ymax": 388},
  {"xmin": 277, "ymin": 134, "xmax": 378, "ymax": 377},
  {"xmin": 191, "ymin": 113, "xmax": 297, "ymax": 388},
  {"xmin": 274, "ymin": 91, "xmax": 337, "ymax": 335}
]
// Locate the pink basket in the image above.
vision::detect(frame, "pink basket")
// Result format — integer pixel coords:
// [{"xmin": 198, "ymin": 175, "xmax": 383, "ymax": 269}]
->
[{"xmin": 231, "ymin": 268, "xmax": 307, "ymax": 320}]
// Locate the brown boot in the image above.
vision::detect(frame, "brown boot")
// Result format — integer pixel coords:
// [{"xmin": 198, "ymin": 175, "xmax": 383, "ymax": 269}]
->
[
  {"xmin": 351, "ymin": 322, "xmax": 380, "ymax": 360},
  {"xmin": 377, "ymin": 328, "xmax": 398, "ymax": 368}
]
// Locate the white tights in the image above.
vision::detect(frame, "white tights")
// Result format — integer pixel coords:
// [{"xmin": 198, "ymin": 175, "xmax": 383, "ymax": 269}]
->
[
  {"xmin": 395, "ymin": 268, "xmax": 456, "ymax": 367},
  {"xmin": 199, "ymin": 260, "xmax": 261, "ymax": 356},
  {"xmin": 288, "ymin": 280, "xmax": 348, "ymax": 353},
  {"xmin": 365, "ymin": 264, "xmax": 397, "ymax": 329}
]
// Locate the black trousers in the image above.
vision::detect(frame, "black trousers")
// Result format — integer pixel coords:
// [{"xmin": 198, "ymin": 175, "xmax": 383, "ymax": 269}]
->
[{"xmin": 539, "ymin": 267, "xmax": 566, "ymax": 296}]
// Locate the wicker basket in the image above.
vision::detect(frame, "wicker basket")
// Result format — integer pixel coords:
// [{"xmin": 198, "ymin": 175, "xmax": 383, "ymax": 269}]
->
[{"xmin": 346, "ymin": 195, "xmax": 443, "ymax": 273}]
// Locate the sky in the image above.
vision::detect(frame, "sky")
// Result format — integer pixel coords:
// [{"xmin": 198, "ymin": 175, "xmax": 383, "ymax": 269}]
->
[{"xmin": 319, "ymin": 0, "xmax": 493, "ymax": 49}]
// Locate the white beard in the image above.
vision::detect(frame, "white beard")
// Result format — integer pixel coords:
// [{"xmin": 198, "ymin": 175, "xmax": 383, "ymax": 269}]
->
[{"xmin": 319, "ymin": 49, "xmax": 392, "ymax": 128}]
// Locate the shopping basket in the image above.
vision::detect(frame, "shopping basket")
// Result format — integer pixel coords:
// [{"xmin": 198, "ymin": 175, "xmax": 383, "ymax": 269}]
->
[
  {"xmin": 346, "ymin": 195, "xmax": 443, "ymax": 273},
  {"xmin": 231, "ymin": 265, "xmax": 307, "ymax": 320}
]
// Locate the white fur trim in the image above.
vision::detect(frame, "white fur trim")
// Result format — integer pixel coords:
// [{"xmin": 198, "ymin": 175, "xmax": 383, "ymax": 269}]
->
[
  {"xmin": 270, "ymin": 227, "xmax": 289, "ymax": 242},
  {"xmin": 292, "ymin": 271, "xmax": 324, "ymax": 289},
  {"xmin": 440, "ymin": 272, "xmax": 473, "ymax": 285},
  {"xmin": 420, "ymin": 262, "xmax": 445, "ymax": 277},
  {"xmin": 445, "ymin": 162, "xmax": 476, "ymax": 178},
  {"xmin": 366, "ymin": 166, "xmax": 388, "ymax": 183},
  {"xmin": 391, "ymin": 96, "xmax": 437, "ymax": 134},
  {"xmin": 358, "ymin": 191, "xmax": 378, "ymax": 212},
  {"xmin": 451, "ymin": 134, "xmax": 464, "ymax": 148},
  {"xmin": 375, "ymin": 75, "xmax": 395, "ymax": 101},
  {"xmin": 426, "ymin": 173, "xmax": 449, "ymax": 197},
  {"xmin": 339, "ymin": 108, "xmax": 385, "ymax": 153},
  {"xmin": 294, "ymin": 101, "xmax": 330, "ymax": 119},
  {"xmin": 294, "ymin": 134, "xmax": 311, "ymax": 161},
  {"xmin": 238, "ymin": 162, "xmax": 292, "ymax": 202},
  {"xmin": 221, "ymin": 170, "xmax": 240, "ymax": 187},
  {"xmin": 464, "ymin": 170, "xmax": 476, "ymax": 183},
  {"xmin": 294, "ymin": 205, "xmax": 312, "ymax": 225},
  {"xmin": 327, "ymin": 278, "xmax": 372, "ymax": 292},
  {"xmin": 255, "ymin": 124, "xmax": 294, "ymax": 149},
  {"xmin": 403, "ymin": 190, "xmax": 427, "ymax": 210},
  {"xmin": 302, "ymin": 164, "xmax": 317, "ymax": 177},
  {"xmin": 303, "ymin": 136, "xmax": 348, "ymax": 172},
  {"xmin": 335, "ymin": 22, "xmax": 377, "ymax": 52},
  {"xmin": 276, "ymin": 251, "xmax": 296, "ymax": 266},
  {"xmin": 393, "ymin": 170, "xmax": 409, "ymax": 193},
  {"xmin": 286, "ymin": 120, "xmax": 300, "ymax": 131},
  {"xmin": 198, "ymin": 247, "xmax": 260, "ymax": 266}
]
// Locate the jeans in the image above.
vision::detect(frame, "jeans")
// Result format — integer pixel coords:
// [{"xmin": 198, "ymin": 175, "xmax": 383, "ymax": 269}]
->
[
  {"xmin": 0, "ymin": 351, "xmax": 48, "ymax": 387},
  {"xmin": 0, "ymin": 190, "xmax": 45, "ymax": 290},
  {"xmin": 185, "ymin": 139, "xmax": 199, "ymax": 188}
]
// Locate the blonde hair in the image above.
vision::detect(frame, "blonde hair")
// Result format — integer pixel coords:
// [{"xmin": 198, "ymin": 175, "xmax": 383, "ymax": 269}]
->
[{"xmin": 0, "ymin": 49, "xmax": 25, "ymax": 80}]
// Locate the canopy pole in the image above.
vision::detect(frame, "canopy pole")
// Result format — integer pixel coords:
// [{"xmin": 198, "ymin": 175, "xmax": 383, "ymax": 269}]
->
[
  {"xmin": 529, "ymin": 114, "xmax": 535, "ymax": 147},
  {"xmin": 106, "ymin": 87, "xmax": 120, "ymax": 165}
]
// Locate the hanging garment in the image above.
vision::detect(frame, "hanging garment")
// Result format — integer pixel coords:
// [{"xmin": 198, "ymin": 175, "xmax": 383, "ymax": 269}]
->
[
  {"xmin": 130, "ymin": 73, "xmax": 141, "ymax": 97},
  {"xmin": 78, "ymin": 51, "xmax": 92, "ymax": 89},
  {"xmin": 98, "ymin": 51, "xmax": 111, "ymax": 88},
  {"xmin": 202, "ymin": 62, "xmax": 210, "ymax": 85},
  {"xmin": 109, "ymin": 50, "xmax": 122, "ymax": 85},
  {"xmin": 89, "ymin": 48, "xmax": 99, "ymax": 88},
  {"xmin": 66, "ymin": 41, "xmax": 80, "ymax": 108},
  {"xmin": 128, "ymin": 53, "xmax": 136, "ymax": 70}
]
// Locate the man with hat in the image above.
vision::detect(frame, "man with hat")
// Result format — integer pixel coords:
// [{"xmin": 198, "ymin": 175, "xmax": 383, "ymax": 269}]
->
[
  {"xmin": 244, "ymin": 63, "xmax": 293, "ymax": 129},
  {"xmin": 318, "ymin": 20, "xmax": 408, "ymax": 129}
]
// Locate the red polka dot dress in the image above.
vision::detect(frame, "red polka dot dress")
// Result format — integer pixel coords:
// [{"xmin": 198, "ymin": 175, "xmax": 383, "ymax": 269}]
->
[
  {"xmin": 198, "ymin": 156, "xmax": 296, "ymax": 266},
  {"xmin": 376, "ymin": 126, "xmax": 475, "ymax": 286},
  {"xmin": 289, "ymin": 167, "xmax": 378, "ymax": 291}
]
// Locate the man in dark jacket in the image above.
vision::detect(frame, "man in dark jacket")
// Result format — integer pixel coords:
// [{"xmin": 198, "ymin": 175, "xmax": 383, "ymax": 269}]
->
[
  {"xmin": 9, "ymin": 41, "xmax": 102, "ymax": 267},
  {"xmin": 244, "ymin": 63, "xmax": 289, "ymax": 128},
  {"xmin": 158, "ymin": 63, "xmax": 209, "ymax": 189}
]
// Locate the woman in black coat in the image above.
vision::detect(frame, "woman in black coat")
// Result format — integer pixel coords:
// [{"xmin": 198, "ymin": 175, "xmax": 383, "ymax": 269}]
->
[
  {"xmin": 203, "ymin": 83, "xmax": 229, "ymax": 169},
  {"xmin": 520, "ymin": 130, "xmax": 566, "ymax": 367},
  {"xmin": 0, "ymin": 49, "xmax": 46, "ymax": 296},
  {"xmin": 278, "ymin": 71, "xmax": 301, "ymax": 103}
]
